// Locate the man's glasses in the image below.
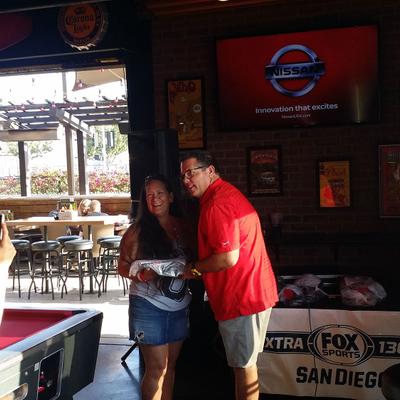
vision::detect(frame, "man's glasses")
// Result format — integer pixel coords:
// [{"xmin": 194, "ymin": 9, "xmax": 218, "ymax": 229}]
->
[{"xmin": 180, "ymin": 166, "xmax": 206, "ymax": 181}]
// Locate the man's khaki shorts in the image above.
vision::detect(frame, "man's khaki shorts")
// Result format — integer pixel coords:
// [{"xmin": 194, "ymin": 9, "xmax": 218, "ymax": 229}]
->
[{"xmin": 218, "ymin": 308, "xmax": 272, "ymax": 368}]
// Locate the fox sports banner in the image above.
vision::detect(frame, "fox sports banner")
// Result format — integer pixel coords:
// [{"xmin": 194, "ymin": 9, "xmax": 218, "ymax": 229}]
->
[{"xmin": 258, "ymin": 308, "xmax": 400, "ymax": 399}]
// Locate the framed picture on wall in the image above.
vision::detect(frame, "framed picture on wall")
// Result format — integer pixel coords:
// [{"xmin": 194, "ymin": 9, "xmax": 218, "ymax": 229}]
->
[
  {"xmin": 318, "ymin": 160, "xmax": 351, "ymax": 208},
  {"xmin": 378, "ymin": 144, "xmax": 400, "ymax": 218},
  {"xmin": 246, "ymin": 146, "xmax": 282, "ymax": 196},
  {"xmin": 166, "ymin": 78, "xmax": 205, "ymax": 149}
]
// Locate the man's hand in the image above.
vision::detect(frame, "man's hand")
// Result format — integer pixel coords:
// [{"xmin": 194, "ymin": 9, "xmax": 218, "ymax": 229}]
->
[
  {"xmin": 180, "ymin": 249, "xmax": 240, "ymax": 280},
  {"xmin": 180, "ymin": 263, "xmax": 199, "ymax": 280}
]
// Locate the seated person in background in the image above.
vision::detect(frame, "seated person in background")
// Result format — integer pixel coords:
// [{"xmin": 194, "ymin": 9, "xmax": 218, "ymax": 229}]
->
[
  {"xmin": 68, "ymin": 199, "xmax": 92, "ymax": 236},
  {"xmin": 87, "ymin": 200, "xmax": 108, "ymax": 216},
  {"xmin": 78, "ymin": 199, "xmax": 91, "ymax": 216},
  {"xmin": 48, "ymin": 209, "xmax": 59, "ymax": 219},
  {"xmin": 0, "ymin": 220, "xmax": 16, "ymax": 323}
]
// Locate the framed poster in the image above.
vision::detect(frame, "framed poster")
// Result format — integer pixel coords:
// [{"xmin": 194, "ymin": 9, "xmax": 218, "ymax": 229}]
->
[
  {"xmin": 167, "ymin": 78, "xmax": 205, "ymax": 149},
  {"xmin": 318, "ymin": 160, "xmax": 351, "ymax": 208},
  {"xmin": 378, "ymin": 144, "xmax": 400, "ymax": 218},
  {"xmin": 247, "ymin": 146, "xmax": 282, "ymax": 196}
]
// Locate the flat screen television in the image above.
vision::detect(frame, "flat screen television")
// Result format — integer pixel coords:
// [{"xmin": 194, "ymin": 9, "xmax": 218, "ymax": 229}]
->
[{"xmin": 216, "ymin": 25, "xmax": 379, "ymax": 130}]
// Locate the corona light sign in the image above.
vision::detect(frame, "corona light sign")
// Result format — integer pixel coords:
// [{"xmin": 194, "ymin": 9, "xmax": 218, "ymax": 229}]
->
[{"xmin": 58, "ymin": 3, "xmax": 108, "ymax": 51}]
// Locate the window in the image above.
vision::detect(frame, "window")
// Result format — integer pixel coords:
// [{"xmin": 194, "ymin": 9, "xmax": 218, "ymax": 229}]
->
[{"xmin": 0, "ymin": 67, "xmax": 130, "ymax": 197}]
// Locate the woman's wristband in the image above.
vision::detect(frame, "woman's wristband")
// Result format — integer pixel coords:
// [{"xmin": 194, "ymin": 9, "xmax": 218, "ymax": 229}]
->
[{"xmin": 136, "ymin": 269, "xmax": 146, "ymax": 282}]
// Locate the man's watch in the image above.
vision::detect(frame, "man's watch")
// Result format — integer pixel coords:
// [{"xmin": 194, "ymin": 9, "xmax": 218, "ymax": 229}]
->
[{"xmin": 190, "ymin": 262, "xmax": 202, "ymax": 277}]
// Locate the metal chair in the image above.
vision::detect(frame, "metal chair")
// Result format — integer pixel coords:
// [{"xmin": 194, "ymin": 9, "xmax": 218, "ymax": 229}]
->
[
  {"xmin": 29, "ymin": 240, "xmax": 62, "ymax": 300},
  {"xmin": 61, "ymin": 239, "xmax": 97, "ymax": 300},
  {"xmin": 10, "ymin": 239, "xmax": 33, "ymax": 298}
]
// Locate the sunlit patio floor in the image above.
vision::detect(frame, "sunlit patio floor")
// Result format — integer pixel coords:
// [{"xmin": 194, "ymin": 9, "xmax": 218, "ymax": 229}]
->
[{"xmin": 5, "ymin": 274, "xmax": 130, "ymax": 338}]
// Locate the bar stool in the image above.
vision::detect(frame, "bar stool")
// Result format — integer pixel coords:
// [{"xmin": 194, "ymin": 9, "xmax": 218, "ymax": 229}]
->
[
  {"xmin": 29, "ymin": 240, "xmax": 62, "ymax": 300},
  {"xmin": 56, "ymin": 235, "xmax": 82, "ymax": 245},
  {"xmin": 56, "ymin": 235, "xmax": 82, "ymax": 288},
  {"xmin": 97, "ymin": 237, "xmax": 125, "ymax": 294},
  {"xmin": 95, "ymin": 235, "xmax": 121, "ymax": 279},
  {"xmin": 56, "ymin": 235, "xmax": 82, "ymax": 261},
  {"xmin": 10, "ymin": 239, "xmax": 33, "ymax": 298},
  {"xmin": 13, "ymin": 227, "xmax": 43, "ymax": 243},
  {"xmin": 96, "ymin": 235, "xmax": 121, "ymax": 259},
  {"xmin": 93, "ymin": 235, "xmax": 122, "ymax": 272},
  {"xmin": 61, "ymin": 239, "xmax": 97, "ymax": 300},
  {"xmin": 14, "ymin": 232, "xmax": 43, "ymax": 243}
]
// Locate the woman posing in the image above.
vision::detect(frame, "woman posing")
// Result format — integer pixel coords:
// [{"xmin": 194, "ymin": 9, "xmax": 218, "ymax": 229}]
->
[{"xmin": 118, "ymin": 175, "xmax": 194, "ymax": 400}]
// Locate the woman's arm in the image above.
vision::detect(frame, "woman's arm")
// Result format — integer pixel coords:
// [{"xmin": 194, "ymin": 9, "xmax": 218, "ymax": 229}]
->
[
  {"xmin": 117, "ymin": 225, "xmax": 157, "ymax": 282},
  {"xmin": 118, "ymin": 224, "xmax": 140, "ymax": 279}
]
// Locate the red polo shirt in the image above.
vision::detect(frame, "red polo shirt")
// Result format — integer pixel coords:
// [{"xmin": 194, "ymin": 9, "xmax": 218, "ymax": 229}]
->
[{"xmin": 198, "ymin": 178, "xmax": 278, "ymax": 321}]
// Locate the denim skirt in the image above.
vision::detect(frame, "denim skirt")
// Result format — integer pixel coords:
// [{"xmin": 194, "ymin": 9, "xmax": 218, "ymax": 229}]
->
[{"xmin": 129, "ymin": 295, "xmax": 189, "ymax": 345}]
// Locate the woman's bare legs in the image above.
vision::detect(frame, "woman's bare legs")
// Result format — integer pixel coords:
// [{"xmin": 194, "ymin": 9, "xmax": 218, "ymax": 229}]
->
[
  {"xmin": 161, "ymin": 341, "xmax": 183, "ymax": 400},
  {"xmin": 140, "ymin": 340, "xmax": 183, "ymax": 400}
]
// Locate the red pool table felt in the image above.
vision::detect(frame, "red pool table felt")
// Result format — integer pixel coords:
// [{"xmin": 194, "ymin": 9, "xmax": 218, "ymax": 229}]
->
[{"xmin": 0, "ymin": 309, "xmax": 74, "ymax": 350}]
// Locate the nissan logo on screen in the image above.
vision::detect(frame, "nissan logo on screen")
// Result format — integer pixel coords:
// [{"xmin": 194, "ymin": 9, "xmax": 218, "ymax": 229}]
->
[{"xmin": 265, "ymin": 44, "xmax": 326, "ymax": 97}]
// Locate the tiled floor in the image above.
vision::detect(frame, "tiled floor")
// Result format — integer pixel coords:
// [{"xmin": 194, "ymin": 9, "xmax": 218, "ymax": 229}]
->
[{"xmin": 74, "ymin": 337, "xmax": 142, "ymax": 400}]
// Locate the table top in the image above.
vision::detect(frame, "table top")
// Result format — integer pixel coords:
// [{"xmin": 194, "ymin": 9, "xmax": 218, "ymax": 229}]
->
[{"xmin": 6, "ymin": 215, "xmax": 126, "ymax": 227}]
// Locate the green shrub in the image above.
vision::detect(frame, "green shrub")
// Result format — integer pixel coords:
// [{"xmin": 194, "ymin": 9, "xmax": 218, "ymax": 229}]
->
[
  {"xmin": 0, "ymin": 169, "xmax": 130, "ymax": 196},
  {"xmin": 0, "ymin": 176, "xmax": 20, "ymax": 195}
]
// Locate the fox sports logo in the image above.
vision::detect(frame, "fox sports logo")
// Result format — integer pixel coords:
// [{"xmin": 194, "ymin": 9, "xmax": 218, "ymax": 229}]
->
[
  {"xmin": 265, "ymin": 44, "xmax": 325, "ymax": 97},
  {"xmin": 307, "ymin": 324, "xmax": 374, "ymax": 366}
]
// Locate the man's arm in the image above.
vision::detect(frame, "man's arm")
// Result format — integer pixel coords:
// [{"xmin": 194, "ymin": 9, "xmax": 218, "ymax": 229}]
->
[{"xmin": 182, "ymin": 248, "xmax": 239, "ymax": 279}]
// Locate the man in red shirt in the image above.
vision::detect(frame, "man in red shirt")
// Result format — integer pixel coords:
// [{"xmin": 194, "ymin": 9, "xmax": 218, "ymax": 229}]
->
[{"xmin": 180, "ymin": 151, "xmax": 278, "ymax": 400}]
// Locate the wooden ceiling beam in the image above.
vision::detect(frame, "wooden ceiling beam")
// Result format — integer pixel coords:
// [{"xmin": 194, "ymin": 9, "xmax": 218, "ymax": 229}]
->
[
  {"xmin": 55, "ymin": 109, "xmax": 90, "ymax": 134},
  {"xmin": 0, "ymin": 99, "xmax": 128, "ymax": 128}
]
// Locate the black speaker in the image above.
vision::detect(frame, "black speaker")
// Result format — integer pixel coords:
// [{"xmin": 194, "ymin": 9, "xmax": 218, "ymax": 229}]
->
[{"xmin": 127, "ymin": 129, "xmax": 180, "ymax": 206}]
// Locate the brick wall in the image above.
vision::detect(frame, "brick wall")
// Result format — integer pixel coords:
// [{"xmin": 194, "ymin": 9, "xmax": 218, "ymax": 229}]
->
[{"xmin": 150, "ymin": 0, "xmax": 400, "ymax": 244}]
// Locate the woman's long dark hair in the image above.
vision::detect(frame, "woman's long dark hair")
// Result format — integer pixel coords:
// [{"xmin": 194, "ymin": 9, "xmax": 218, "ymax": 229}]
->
[{"xmin": 136, "ymin": 174, "xmax": 182, "ymax": 259}]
